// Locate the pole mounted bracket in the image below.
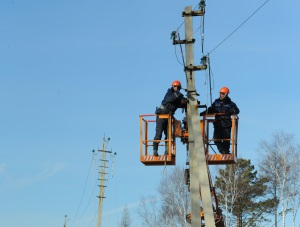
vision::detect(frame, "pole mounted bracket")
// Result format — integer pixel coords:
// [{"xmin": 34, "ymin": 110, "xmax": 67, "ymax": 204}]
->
[
  {"xmin": 184, "ymin": 56, "xmax": 208, "ymax": 71},
  {"xmin": 182, "ymin": 10, "xmax": 204, "ymax": 17},
  {"xmin": 185, "ymin": 64, "xmax": 207, "ymax": 71},
  {"xmin": 173, "ymin": 39, "xmax": 195, "ymax": 45}
]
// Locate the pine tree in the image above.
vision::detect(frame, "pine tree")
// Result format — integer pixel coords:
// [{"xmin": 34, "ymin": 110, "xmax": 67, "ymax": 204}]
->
[{"xmin": 215, "ymin": 158, "xmax": 275, "ymax": 227}]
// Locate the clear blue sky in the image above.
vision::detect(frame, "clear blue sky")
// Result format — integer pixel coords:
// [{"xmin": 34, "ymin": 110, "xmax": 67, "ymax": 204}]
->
[{"xmin": 1, "ymin": 0, "xmax": 299, "ymax": 226}]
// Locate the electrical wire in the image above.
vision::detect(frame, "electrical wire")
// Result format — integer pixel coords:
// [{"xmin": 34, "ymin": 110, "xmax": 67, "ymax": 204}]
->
[
  {"xmin": 174, "ymin": 2, "xmax": 203, "ymax": 33},
  {"xmin": 175, "ymin": 0, "xmax": 271, "ymax": 65},
  {"xmin": 174, "ymin": 23, "xmax": 203, "ymax": 69},
  {"xmin": 178, "ymin": 34, "xmax": 188, "ymax": 80},
  {"xmin": 172, "ymin": 1, "xmax": 205, "ymax": 67},
  {"xmin": 88, "ymin": 210, "xmax": 98, "ymax": 227},
  {"xmin": 207, "ymin": 55, "xmax": 214, "ymax": 105},
  {"xmin": 77, "ymin": 176, "xmax": 98, "ymax": 221},
  {"xmin": 174, "ymin": 45, "xmax": 184, "ymax": 66},
  {"xmin": 208, "ymin": 0, "xmax": 271, "ymax": 55},
  {"xmin": 106, "ymin": 149, "xmax": 116, "ymax": 180},
  {"xmin": 201, "ymin": 11, "xmax": 205, "ymax": 54},
  {"xmin": 69, "ymin": 153, "xmax": 94, "ymax": 227}
]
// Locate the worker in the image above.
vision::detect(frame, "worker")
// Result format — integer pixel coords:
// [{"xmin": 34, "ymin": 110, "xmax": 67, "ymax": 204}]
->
[
  {"xmin": 200, "ymin": 86, "xmax": 239, "ymax": 154},
  {"xmin": 153, "ymin": 80, "xmax": 184, "ymax": 156}
]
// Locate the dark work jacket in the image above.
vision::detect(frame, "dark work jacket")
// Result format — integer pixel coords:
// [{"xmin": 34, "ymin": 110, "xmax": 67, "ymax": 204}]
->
[
  {"xmin": 155, "ymin": 88, "xmax": 183, "ymax": 114},
  {"xmin": 203, "ymin": 96, "xmax": 239, "ymax": 128}
]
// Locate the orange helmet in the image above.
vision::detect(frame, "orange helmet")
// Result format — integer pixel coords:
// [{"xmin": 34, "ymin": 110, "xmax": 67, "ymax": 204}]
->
[
  {"xmin": 219, "ymin": 86, "xmax": 230, "ymax": 94},
  {"xmin": 171, "ymin": 80, "xmax": 181, "ymax": 87}
]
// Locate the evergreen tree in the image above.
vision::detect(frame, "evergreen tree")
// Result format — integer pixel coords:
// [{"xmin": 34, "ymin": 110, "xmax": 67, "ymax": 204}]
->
[{"xmin": 215, "ymin": 158, "xmax": 275, "ymax": 227}]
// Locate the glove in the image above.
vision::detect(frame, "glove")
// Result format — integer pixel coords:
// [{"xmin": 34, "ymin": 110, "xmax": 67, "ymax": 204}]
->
[{"xmin": 155, "ymin": 107, "xmax": 162, "ymax": 114}]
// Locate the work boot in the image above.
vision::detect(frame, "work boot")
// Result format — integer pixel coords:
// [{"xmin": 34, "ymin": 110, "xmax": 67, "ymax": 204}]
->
[
  {"xmin": 219, "ymin": 149, "xmax": 230, "ymax": 154},
  {"xmin": 219, "ymin": 149, "xmax": 225, "ymax": 154},
  {"xmin": 153, "ymin": 149, "xmax": 158, "ymax": 156}
]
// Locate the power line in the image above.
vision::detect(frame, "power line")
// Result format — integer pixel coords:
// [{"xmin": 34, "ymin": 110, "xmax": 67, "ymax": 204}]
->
[
  {"xmin": 174, "ymin": 2, "xmax": 203, "ymax": 32},
  {"xmin": 77, "ymin": 177, "xmax": 98, "ymax": 221},
  {"xmin": 69, "ymin": 153, "xmax": 94, "ymax": 227},
  {"xmin": 209, "ymin": 0, "xmax": 271, "ymax": 54},
  {"xmin": 88, "ymin": 210, "xmax": 98, "ymax": 227}
]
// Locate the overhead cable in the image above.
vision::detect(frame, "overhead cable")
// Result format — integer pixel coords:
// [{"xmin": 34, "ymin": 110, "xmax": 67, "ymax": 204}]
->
[
  {"xmin": 209, "ymin": 0, "xmax": 271, "ymax": 54},
  {"xmin": 69, "ymin": 153, "xmax": 94, "ymax": 227}
]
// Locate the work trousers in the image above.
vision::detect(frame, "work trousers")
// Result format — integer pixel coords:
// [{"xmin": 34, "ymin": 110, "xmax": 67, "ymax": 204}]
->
[
  {"xmin": 213, "ymin": 127, "xmax": 231, "ymax": 154},
  {"xmin": 153, "ymin": 116, "xmax": 168, "ymax": 150}
]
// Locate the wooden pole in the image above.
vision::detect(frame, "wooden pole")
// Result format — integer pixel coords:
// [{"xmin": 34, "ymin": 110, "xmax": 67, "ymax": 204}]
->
[{"xmin": 97, "ymin": 136, "xmax": 110, "ymax": 227}]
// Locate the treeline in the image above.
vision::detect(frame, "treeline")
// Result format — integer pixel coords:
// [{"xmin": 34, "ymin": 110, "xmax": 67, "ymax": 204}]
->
[{"xmin": 120, "ymin": 131, "xmax": 300, "ymax": 227}]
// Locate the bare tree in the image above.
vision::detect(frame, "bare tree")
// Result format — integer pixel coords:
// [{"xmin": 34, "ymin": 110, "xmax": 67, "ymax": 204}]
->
[
  {"xmin": 287, "ymin": 144, "xmax": 300, "ymax": 227},
  {"xmin": 137, "ymin": 195, "xmax": 159, "ymax": 227},
  {"xmin": 258, "ymin": 131, "xmax": 300, "ymax": 227},
  {"xmin": 157, "ymin": 166, "xmax": 190, "ymax": 227},
  {"xmin": 215, "ymin": 164, "xmax": 239, "ymax": 226},
  {"xmin": 120, "ymin": 205, "xmax": 132, "ymax": 227},
  {"xmin": 137, "ymin": 167, "xmax": 190, "ymax": 227}
]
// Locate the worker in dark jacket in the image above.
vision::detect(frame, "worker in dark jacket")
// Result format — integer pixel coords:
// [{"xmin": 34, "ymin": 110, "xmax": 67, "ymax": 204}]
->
[
  {"xmin": 153, "ymin": 80, "xmax": 184, "ymax": 156},
  {"xmin": 200, "ymin": 87, "xmax": 239, "ymax": 154}
]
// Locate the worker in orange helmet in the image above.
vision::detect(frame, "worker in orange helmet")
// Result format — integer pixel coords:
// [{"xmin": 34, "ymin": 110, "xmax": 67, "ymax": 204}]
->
[
  {"xmin": 153, "ymin": 80, "xmax": 184, "ymax": 156},
  {"xmin": 200, "ymin": 86, "xmax": 240, "ymax": 154}
]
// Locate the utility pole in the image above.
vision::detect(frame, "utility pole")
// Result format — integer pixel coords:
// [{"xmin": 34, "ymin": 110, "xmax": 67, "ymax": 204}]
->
[
  {"xmin": 96, "ymin": 135, "xmax": 112, "ymax": 227},
  {"xmin": 63, "ymin": 215, "xmax": 67, "ymax": 227},
  {"xmin": 183, "ymin": 6, "xmax": 215, "ymax": 227}
]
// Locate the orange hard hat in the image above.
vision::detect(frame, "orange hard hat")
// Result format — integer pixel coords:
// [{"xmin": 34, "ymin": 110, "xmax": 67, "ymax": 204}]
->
[
  {"xmin": 219, "ymin": 87, "xmax": 230, "ymax": 94},
  {"xmin": 171, "ymin": 80, "xmax": 181, "ymax": 87}
]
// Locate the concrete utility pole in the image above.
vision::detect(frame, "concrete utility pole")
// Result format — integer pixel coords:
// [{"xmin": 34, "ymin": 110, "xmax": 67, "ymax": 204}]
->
[
  {"xmin": 97, "ymin": 135, "xmax": 111, "ymax": 227},
  {"xmin": 183, "ymin": 6, "xmax": 215, "ymax": 227}
]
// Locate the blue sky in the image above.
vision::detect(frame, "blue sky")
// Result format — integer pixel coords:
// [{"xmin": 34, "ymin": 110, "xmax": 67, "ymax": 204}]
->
[{"xmin": 0, "ymin": 0, "xmax": 299, "ymax": 226}]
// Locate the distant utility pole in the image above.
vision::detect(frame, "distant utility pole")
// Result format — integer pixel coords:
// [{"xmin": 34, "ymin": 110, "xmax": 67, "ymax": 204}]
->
[
  {"xmin": 96, "ymin": 135, "xmax": 113, "ymax": 227},
  {"xmin": 63, "ymin": 215, "xmax": 67, "ymax": 227}
]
